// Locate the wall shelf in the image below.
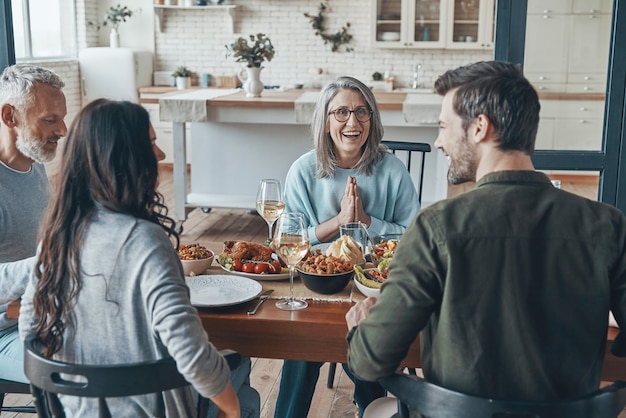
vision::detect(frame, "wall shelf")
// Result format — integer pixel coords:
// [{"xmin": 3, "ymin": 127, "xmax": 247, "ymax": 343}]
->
[{"xmin": 153, "ymin": 5, "xmax": 236, "ymax": 33}]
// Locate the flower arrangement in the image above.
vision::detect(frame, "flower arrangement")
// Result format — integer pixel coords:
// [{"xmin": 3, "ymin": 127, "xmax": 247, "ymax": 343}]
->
[
  {"xmin": 88, "ymin": 4, "xmax": 135, "ymax": 31},
  {"xmin": 172, "ymin": 66, "xmax": 192, "ymax": 78},
  {"xmin": 226, "ymin": 33, "xmax": 275, "ymax": 68}
]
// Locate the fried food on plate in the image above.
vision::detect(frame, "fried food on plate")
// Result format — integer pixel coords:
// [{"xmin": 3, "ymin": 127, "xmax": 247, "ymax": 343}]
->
[{"xmin": 223, "ymin": 240, "xmax": 273, "ymax": 261}]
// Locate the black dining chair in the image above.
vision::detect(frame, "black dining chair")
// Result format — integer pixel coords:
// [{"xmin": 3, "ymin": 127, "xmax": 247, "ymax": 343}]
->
[
  {"xmin": 363, "ymin": 372, "xmax": 626, "ymax": 418},
  {"xmin": 326, "ymin": 140, "xmax": 431, "ymax": 390},
  {"xmin": 0, "ymin": 378, "xmax": 37, "ymax": 414},
  {"xmin": 381, "ymin": 140, "xmax": 432, "ymax": 204},
  {"xmin": 23, "ymin": 337, "xmax": 241, "ymax": 418}
]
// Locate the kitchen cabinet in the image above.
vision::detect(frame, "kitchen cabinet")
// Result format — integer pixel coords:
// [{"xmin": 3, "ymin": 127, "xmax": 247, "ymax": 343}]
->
[
  {"xmin": 371, "ymin": 0, "xmax": 494, "ymax": 49},
  {"xmin": 372, "ymin": 0, "xmax": 446, "ymax": 49},
  {"xmin": 535, "ymin": 99, "xmax": 604, "ymax": 151},
  {"xmin": 445, "ymin": 0, "xmax": 495, "ymax": 49},
  {"xmin": 525, "ymin": 0, "xmax": 611, "ymax": 93}
]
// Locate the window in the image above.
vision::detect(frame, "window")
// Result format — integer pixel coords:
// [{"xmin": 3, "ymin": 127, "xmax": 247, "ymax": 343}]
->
[{"xmin": 11, "ymin": 0, "xmax": 76, "ymax": 60}]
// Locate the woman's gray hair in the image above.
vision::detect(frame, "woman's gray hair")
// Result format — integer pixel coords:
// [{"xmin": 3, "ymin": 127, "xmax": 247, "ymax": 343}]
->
[
  {"xmin": 312, "ymin": 76, "xmax": 386, "ymax": 178},
  {"xmin": 0, "ymin": 64, "xmax": 65, "ymax": 116}
]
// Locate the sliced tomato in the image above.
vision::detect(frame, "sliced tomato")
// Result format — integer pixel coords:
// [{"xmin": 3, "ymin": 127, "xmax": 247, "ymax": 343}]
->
[
  {"xmin": 242, "ymin": 262, "xmax": 255, "ymax": 273},
  {"xmin": 268, "ymin": 260, "xmax": 282, "ymax": 274},
  {"xmin": 254, "ymin": 263, "xmax": 269, "ymax": 274}
]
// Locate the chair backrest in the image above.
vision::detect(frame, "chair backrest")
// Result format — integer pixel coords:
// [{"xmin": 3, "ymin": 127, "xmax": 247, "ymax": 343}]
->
[
  {"xmin": 381, "ymin": 373, "xmax": 626, "ymax": 418},
  {"xmin": 382, "ymin": 140, "xmax": 431, "ymax": 203},
  {"xmin": 24, "ymin": 337, "xmax": 241, "ymax": 418}
]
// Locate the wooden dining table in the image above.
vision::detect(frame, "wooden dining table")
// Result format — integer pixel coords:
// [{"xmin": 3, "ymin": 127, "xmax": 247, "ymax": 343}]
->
[{"xmin": 8, "ymin": 298, "xmax": 626, "ymax": 381}]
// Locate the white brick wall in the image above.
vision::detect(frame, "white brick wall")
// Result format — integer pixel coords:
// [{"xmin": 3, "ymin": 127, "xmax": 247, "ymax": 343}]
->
[{"xmin": 153, "ymin": 0, "xmax": 492, "ymax": 89}]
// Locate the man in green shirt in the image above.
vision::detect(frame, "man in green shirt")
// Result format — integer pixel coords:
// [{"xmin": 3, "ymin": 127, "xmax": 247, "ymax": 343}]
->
[{"xmin": 346, "ymin": 61, "xmax": 626, "ymax": 412}]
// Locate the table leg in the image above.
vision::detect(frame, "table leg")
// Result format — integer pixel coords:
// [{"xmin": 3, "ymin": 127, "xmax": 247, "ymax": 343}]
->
[{"xmin": 172, "ymin": 122, "xmax": 188, "ymax": 226}]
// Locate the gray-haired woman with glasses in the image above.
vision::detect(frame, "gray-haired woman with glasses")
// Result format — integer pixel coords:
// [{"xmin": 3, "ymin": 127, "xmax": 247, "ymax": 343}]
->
[{"xmin": 277, "ymin": 76, "xmax": 420, "ymax": 417}]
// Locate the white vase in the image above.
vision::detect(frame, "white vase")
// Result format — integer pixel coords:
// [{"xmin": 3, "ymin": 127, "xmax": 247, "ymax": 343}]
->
[
  {"xmin": 109, "ymin": 28, "xmax": 120, "ymax": 48},
  {"xmin": 175, "ymin": 76, "xmax": 190, "ymax": 90},
  {"xmin": 238, "ymin": 67, "xmax": 264, "ymax": 98}
]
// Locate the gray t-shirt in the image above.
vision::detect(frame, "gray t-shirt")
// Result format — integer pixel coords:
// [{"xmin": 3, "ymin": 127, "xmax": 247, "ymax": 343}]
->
[{"xmin": 0, "ymin": 161, "xmax": 49, "ymax": 330}]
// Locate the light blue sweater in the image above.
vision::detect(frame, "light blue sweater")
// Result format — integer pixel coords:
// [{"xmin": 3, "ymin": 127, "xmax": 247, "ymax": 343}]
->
[{"xmin": 284, "ymin": 150, "xmax": 420, "ymax": 245}]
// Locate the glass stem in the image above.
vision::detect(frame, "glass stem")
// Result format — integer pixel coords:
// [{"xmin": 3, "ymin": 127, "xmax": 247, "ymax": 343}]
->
[
  {"xmin": 288, "ymin": 266, "xmax": 295, "ymax": 303},
  {"xmin": 267, "ymin": 220, "xmax": 275, "ymax": 240}
]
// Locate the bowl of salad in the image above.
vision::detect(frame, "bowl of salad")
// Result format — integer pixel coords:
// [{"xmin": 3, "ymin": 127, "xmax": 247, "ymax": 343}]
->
[
  {"xmin": 369, "ymin": 234, "xmax": 402, "ymax": 266},
  {"xmin": 178, "ymin": 243, "xmax": 214, "ymax": 276}
]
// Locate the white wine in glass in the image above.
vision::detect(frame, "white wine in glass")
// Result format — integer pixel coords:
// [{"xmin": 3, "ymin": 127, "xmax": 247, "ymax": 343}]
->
[
  {"xmin": 256, "ymin": 179, "xmax": 285, "ymax": 240},
  {"xmin": 273, "ymin": 213, "xmax": 309, "ymax": 311}
]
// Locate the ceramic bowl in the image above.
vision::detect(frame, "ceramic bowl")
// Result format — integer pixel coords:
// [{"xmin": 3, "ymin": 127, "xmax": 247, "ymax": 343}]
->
[
  {"xmin": 354, "ymin": 274, "xmax": 381, "ymax": 298},
  {"xmin": 180, "ymin": 250, "xmax": 214, "ymax": 276},
  {"xmin": 297, "ymin": 268, "xmax": 354, "ymax": 295}
]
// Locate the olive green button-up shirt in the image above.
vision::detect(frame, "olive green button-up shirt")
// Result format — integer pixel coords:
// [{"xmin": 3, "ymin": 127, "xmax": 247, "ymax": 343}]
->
[{"xmin": 348, "ymin": 171, "xmax": 626, "ymax": 404}]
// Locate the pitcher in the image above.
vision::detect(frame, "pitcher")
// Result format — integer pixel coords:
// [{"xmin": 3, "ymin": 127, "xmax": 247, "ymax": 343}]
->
[{"xmin": 238, "ymin": 66, "xmax": 264, "ymax": 98}]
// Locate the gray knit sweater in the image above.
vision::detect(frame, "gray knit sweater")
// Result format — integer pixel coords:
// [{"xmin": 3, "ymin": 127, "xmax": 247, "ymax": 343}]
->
[{"xmin": 19, "ymin": 207, "xmax": 231, "ymax": 417}]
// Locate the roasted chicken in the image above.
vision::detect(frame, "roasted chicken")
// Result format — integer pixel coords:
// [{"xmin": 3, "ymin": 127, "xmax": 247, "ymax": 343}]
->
[{"xmin": 223, "ymin": 240, "xmax": 274, "ymax": 261}]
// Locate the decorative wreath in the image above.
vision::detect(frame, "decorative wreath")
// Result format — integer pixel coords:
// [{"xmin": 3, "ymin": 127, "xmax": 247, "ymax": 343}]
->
[{"xmin": 304, "ymin": 2, "xmax": 353, "ymax": 53}]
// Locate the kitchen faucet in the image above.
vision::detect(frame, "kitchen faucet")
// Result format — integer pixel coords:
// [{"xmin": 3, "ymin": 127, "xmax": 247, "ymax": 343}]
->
[{"xmin": 412, "ymin": 63, "xmax": 422, "ymax": 89}]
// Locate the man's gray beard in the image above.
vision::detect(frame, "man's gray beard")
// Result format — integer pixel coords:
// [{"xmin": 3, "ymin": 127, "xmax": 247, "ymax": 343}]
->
[{"xmin": 16, "ymin": 132, "xmax": 56, "ymax": 163}]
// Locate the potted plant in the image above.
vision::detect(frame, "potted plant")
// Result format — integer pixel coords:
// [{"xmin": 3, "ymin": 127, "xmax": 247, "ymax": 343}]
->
[
  {"xmin": 226, "ymin": 33, "xmax": 275, "ymax": 97},
  {"xmin": 172, "ymin": 66, "xmax": 192, "ymax": 90},
  {"xmin": 88, "ymin": 4, "xmax": 135, "ymax": 48}
]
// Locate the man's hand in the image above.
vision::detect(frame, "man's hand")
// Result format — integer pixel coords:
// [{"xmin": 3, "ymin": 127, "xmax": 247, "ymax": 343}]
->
[{"xmin": 346, "ymin": 297, "xmax": 377, "ymax": 330}]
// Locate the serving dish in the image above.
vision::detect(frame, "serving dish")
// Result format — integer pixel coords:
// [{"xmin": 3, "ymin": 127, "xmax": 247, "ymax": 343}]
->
[
  {"xmin": 217, "ymin": 264, "xmax": 290, "ymax": 281},
  {"xmin": 180, "ymin": 250, "xmax": 215, "ymax": 276},
  {"xmin": 186, "ymin": 274, "xmax": 262, "ymax": 307},
  {"xmin": 354, "ymin": 267, "xmax": 384, "ymax": 297},
  {"xmin": 297, "ymin": 268, "xmax": 354, "ymax": 295}
]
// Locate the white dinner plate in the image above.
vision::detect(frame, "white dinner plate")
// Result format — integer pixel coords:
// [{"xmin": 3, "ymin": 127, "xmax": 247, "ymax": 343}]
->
[
  {"xmin": 186, "ymin": 275, "xmax": 262, "ymax": 307},
  {"xmin": 218, "ymin": 264, "xmax": 291, "ymax": 281}
]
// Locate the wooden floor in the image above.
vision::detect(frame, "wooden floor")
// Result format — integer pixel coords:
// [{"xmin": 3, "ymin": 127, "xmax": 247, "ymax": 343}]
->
[{"xmin": 1, "ymin": 168, "xmax": 610, "ymax": 418}]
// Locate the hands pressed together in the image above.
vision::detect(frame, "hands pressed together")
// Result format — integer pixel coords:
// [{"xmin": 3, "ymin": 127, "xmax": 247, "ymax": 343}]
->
[
  {"xmin": 315, "ymin": 176, "xmax": 373, "ymax": 243},
  {"xmin": 338, "ymin": 176, "xmax": 372, "ymax": 227}
]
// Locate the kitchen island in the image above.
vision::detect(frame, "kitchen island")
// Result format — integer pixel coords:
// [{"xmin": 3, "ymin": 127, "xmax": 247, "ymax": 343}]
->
[{"xmin": 156, "ymin": 88, "xmax": 447, "ymax": 228}]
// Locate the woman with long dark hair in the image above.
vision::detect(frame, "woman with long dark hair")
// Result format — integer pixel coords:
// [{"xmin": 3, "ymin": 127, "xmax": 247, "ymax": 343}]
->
[{"xmin": 19, "ymin": 99, "xmax": 257, "ymax": 417}]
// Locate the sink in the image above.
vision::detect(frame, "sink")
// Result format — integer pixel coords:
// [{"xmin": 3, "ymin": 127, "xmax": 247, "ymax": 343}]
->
[{"xmin": 393, "ymin": 88, "xmax": 435, "ymax": 94}]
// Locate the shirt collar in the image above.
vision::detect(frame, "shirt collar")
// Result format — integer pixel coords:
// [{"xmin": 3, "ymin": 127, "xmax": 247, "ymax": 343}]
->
[{"xmin": 475, "ymin": 171, "xmax": 553, "ymax": 189}]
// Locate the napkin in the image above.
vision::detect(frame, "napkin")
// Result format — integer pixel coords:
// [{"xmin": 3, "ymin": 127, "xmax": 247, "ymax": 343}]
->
[{"xmin": 610, "ymin": 311, "xmax": 619, "ymax": 328}]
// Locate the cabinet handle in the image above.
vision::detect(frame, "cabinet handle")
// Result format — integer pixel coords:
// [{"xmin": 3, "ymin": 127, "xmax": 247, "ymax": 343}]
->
[
  {"xmin": 584, "ymin": 76, "xmax": 591, "ymax": 80},
  {"xmin": 580, "ymin": 107, "xmax": 588, "ymax": 111},
  {"xmin": 543, "ymin": 9, "xmax": 551, "ymax": 13},
  {"xmin": 589, "ymin": 14, "xmax": 596, "ymax": 18},
  {"xmin": 583, "ymin": 86, "xmax": 590, "ymax": 91},
  {"xmin": 543, "ymin": 14, "xmax": 551, "ymax": 19},
  {"xmin": 580, "ymin": 120, "xmax": 588, "ymax": 124},
  {"xmin": 539, "ymin": 76, "xmax": 547, "ymax": 80},
  {"xmin": 538, "ymin": 86, "xmax": 546, "ymax": 90}
]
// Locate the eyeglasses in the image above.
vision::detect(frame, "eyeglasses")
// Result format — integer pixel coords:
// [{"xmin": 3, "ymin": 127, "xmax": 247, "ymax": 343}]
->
[{"xmin": 328, "ymin": 107, "xmax": 372, "ymax": 123}]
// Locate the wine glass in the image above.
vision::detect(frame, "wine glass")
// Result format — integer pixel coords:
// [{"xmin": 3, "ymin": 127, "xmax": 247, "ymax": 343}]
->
[
  {"xmin": 272, "ymin": 212, "xmax": 309, "ymax": 311},
  {"xmin": 256, "ymin": 179, "xmax": 286, "ymax": 241}
]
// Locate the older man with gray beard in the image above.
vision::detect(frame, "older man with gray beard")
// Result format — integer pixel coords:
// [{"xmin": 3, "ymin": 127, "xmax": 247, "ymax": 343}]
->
[{"xmin": 0, "ymin": 63, "xmax": 67, "ymax": 382}]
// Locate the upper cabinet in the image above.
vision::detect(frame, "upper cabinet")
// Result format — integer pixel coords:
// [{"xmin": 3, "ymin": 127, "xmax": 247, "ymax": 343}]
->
[
  {"xmin": 371, "ymin": 0, "xmax": 494, "ymax": 49},
  {"xmin": 446, "ymin": 0, "xmax": 495, "ymax": 49},
  {"xmin": 524, "ymin": 0, "xmax": 612, "ymax": 93}
]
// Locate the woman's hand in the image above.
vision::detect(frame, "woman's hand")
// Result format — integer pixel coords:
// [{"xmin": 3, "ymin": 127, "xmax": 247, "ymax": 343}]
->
[
  {"xmin": 352, "ymin": 180, "xmax": 371, "ymax": 227},
  {"xmin": 338, "ymin": 176, "xmax": 358, "ymax": 225}
]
